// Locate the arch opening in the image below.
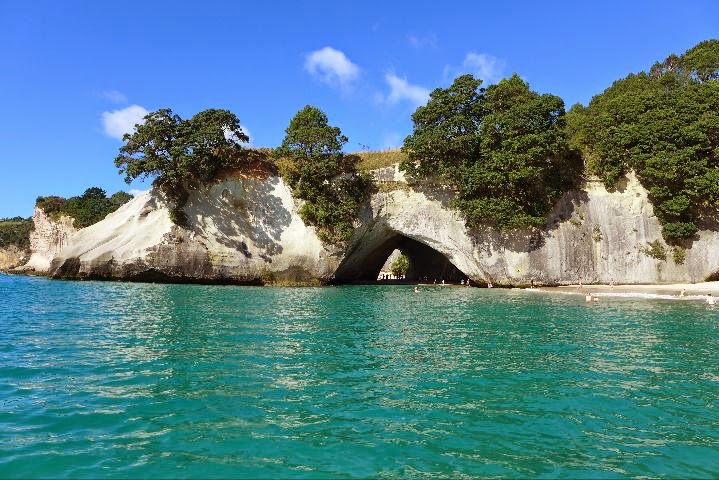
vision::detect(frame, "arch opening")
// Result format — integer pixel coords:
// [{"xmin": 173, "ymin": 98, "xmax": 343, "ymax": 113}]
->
[{"xmin": 333, "ymin": 233, "xmax": 469, "ymax": 284}]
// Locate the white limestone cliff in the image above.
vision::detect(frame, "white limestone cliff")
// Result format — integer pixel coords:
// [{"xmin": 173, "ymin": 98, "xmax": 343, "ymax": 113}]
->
[
  {"xmin": 21, "ymin": 166, "xmax": 719, "ymax": 285},
  {"xmin": 20, "ymin": 207, "xmax": 77, "ymax": 272}
]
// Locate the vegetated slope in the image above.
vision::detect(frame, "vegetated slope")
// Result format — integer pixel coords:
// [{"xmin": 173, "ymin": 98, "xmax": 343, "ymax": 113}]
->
[
  {"xmin": 36, "ymin": 187, "xmax": 133, "ymax": 229},
  {"xmin": 0, "ymin": 217, "xmax": 33, "ymax": 249},
  {"xmin": 400, "ymin": 73, "xmax": 581, "ymax": 230},
  {"xmin": 567, "ymin": 39, "xmax": 719, "ymax": 243}
]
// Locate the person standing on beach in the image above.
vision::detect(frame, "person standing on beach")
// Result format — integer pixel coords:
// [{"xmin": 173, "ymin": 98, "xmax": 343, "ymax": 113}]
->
[{"xmin": 707, "ymin": 294, "xmax": 716, "ymax": 306}]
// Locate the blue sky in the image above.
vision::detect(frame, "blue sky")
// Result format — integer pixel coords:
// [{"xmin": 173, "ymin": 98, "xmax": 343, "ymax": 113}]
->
[{"xmin": 1, "ymin": 0, "xmax": 717, "ymax": 217}]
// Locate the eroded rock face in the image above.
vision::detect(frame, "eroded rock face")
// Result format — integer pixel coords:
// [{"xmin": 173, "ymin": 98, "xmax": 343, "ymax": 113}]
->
[
  {"xmin": 26, "ymin": 167, "xmax": 719, "ymax": 285},
  {"xmin": 0, "ymin": 245, "xmax": 29, "ymax": 271},
  {"xmin": 48, "ymin": 171, "xmax": 341, "ymax": 283},
  {"xmin": 20, "ymin": 207, "xmax": 77, "ymax": 273},
  {"xmin": 339, "ymin": 171, "xmax": 719, "ymax": 285}
]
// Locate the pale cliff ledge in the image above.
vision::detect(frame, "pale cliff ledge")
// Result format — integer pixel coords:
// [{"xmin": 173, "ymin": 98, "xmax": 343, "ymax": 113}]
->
[
  {"xmin": 12, "ymin": 166, "xmax": 719, "ymax": 286},
  {"xmin": 0, "ymin": 245, "xmax": 29, "ymax": 271}
]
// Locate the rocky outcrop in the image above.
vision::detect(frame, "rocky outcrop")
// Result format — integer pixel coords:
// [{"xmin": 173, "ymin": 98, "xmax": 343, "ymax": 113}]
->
[
  {"xmin": 19, "ymin": 207, "xmax": 76, "ymax": 273},
  {"xmin": 337, "ymin": 170, "xmax": 719, "ymax": 285},
  {"xmin": 23, "ymin": 165, "xmax": 719, "ymax": 285},
  {"xmin": 0, "ymin": 245, "xmax": 29, "ymax": 271},
  {"xmin": 48, "ymin": 170, "xmax": 340, "ymax": 284}
]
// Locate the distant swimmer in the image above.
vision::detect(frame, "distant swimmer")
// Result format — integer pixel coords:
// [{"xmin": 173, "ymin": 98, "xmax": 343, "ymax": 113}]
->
[
  {"xmin": 707, "ymin": 293, "xmax": 716, "ymax": 306},
  {"xmin": 414, "ymin": 286, "xmax": 420, "ymax": 293},
  {"xmin": 586, "ymin": 292, "xmax": 599, "ymax": 303}
]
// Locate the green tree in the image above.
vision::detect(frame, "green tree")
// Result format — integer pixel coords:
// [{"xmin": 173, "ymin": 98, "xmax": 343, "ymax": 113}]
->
[
  {"xmin": 82, "ymin": 187, "xmax": 107, "ymax": 199},
  {"xmin": 276, "ymin": 106, "xmax": 371, "ymax": 244},
  {"xmin": 0, "ymin": 217, "xmax": 33, "ymax": 249},
  {"xmin": 390, "ymin": 254, "xmax": 409, "ymax": 278},
  {"xmin": 567, "ymin": 39, "xmax": 719, "ymax": 242},
  {"xmin": 35, "ymin": 188, "xmax": 133, "ymax": 229},
  {"xmin": 109, "ymin": 191, "xmax": 133, "ymax": 207},
  {"xmin": 115, "ymin": 108, "xmax": 248, "ymax": 223},
  {"xmin": 402, "ymin": 73, "xmax": 579, "ymax": 229},
  {"xmin": 401, "ymin": 74, "xmax": 484, "ymax": 179}
]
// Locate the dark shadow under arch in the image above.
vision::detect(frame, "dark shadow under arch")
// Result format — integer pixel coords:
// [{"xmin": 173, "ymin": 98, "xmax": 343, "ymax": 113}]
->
[{"xmin": 333, "ymin": 232, "xmax": 467, "ymax": 283}]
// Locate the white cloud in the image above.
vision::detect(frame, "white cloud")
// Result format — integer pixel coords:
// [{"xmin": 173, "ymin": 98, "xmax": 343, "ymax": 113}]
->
[
  {"xmin": 384, "ymin": 73, "xmax": 430, "ymax": 107},
  {"xmin": 224, "ymin": 125, "xmax": 252, "ymax": 146},
  {"xmin": 445, "ymin": 52, "xmax": 506, "ymax": 85},
  {"xmin": 304, "ymin": 46, "xmax": 359, "ymax": 89},
  {"xmin": 128, "ymin": 189, "xmax": 148, "ymax": 197},
  {"xmin": 99, "ymin": 90, "xmax": 128, "ymax": 104},
  {"xmin": 101, "ymin": 105, "xmax": 149, "ymax": 140},
  {"xmin": 407, "ymin": 33, "xmax": 438, "ymax": 49}
]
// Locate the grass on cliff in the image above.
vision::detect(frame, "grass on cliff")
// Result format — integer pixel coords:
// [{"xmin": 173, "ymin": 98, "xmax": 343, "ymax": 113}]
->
[
  {"xmin": 354, "ymin": 149, "xmax": 407, "ymax": 171},
  {"xmin": 0, "ymin": 217, "xmax": 33, "ymax": 249}
]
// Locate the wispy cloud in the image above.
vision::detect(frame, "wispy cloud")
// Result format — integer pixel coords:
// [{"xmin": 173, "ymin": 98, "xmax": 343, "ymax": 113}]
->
[
  {"xmin": 407, "ymin": 33, "xmax": 438, "ymax": 49},
  {"xmin": 98, "ymin": 90, "xmax": 128, "ymax": 104},
  {"xmin": 383, "ymin": 73, "xmax": 430, "ymax": 107},
  {"xmin": 101, "ymin": 105, "xmax": 149, "ymax": 140},
  {"xmin": 128, "ymin": 189, "xmax": 148, "ymax": 197},
  {"xmin": 444, "ymin": 52, "xmax": 506, "ymax": 85},
  {"xmin": 304, "ymin": 46, "xmax": 359, "ymax": 89}
]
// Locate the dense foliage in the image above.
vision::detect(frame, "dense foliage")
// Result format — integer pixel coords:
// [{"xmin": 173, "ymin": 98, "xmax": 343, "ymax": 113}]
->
[
  {"xmin": 402, "ymin": 74, "xmax": 580, "ymax": 229},
  {"xmin": 36, "ymin": 187, "xmax": 133, "ymax": 229},
  {"xmin": 0, "ymin": 217, "xmax": 33, "ymax": 249},
  {"xmin": 114, "ymin": 108, "xmax": 249, "ymax": 224},
  {"xmin": 276, "ymin": 105, "xmax": 371, "ymax": 244},
  {"xmin": 567, "ymin": 40, "xmax": 719, "ymax": 242},
  {"xmin": 390, "ymin": 254, "xmax": 409, "ymax": 278}
]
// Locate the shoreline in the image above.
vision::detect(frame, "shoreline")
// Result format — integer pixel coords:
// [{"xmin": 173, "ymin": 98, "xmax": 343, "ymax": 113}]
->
[{"xmin": 536, "ymin": 281, "xmax": 719, "ymax": 300}]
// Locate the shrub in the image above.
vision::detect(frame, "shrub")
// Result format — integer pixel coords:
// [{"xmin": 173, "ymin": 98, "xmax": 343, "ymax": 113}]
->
[
  {"xmin": 35, "ymin": 187, "xmax": 133, "ymax": 229},
  {"xmin": 642, "ymin": 240, "xmax": 667, "ymax": 260},
  {"xmin": 672, "ymin": 247, "xmax": 686, "ymax": 265},
  {"xmin": 0, "ymin": 217, "xmax": 33, "ymax": 249}
]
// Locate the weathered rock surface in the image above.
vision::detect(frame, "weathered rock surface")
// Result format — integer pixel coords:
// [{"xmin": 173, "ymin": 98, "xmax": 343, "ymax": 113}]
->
[
  {"xmin": 19, "ymin": 207, "xmax": 76, "ymax": 273},
  {"xmin": 48, "ymin": 171, "xmax": 340, "ymax": 283},
  {"xmin": 20, "ymin": 165, "xmax": 719, "ymax": 285},
  {"xmin": 337, "ymin": 170, "xmax": 719, "ymax": 284},
  {"xmin": 0, "ymin": 245, "xmax": 29, "ymax": 271}
]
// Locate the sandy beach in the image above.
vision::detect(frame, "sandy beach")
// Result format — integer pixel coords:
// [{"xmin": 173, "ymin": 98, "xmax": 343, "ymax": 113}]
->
[{"xmin": 538, "ymin": 281, "xmax": 719, "ymax": 299}]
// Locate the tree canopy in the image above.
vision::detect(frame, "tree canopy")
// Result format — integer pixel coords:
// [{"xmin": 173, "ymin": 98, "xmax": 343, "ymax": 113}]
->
[
  {"xmin": 115, "ymin": 108, "xmax": 248, "ymax": 187},
  {"xmin": 402, "ymin": 74, "xmax": 580, "ymax": 229},
  {"xmin": 114, "ymin": 108, "xmax": 249, "ymax": 224},
  {"xmin": 567, "ymin": 39, "xmax": 719, "ymax": 242},
  {"xmin": 36, "ymin": 187, "xmax": 133, "ymax": 229},
  {"xmin": 276, "ymin": 105, "xmax": 371, "ymax": 244},
  {"xmin": 0, "ymin": 217, "xmax": 33, "ymax": 249}
]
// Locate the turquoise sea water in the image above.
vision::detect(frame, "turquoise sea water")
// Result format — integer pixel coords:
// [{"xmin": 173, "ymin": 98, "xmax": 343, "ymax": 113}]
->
[{"xmin": 1, "ymin": 274, "xmax": 718, "ymax": 478}]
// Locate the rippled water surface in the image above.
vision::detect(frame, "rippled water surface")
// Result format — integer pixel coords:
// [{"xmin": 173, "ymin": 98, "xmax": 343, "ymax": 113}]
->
[{"xmin": 1, "ymin": 274, "xmax": 719, "ymax": 478}]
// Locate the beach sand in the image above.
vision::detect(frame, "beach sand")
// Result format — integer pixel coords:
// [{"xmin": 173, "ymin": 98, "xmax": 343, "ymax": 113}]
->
[{"xmin": 537, "ymin": 281, "xmax": 719, "ymax": 299}]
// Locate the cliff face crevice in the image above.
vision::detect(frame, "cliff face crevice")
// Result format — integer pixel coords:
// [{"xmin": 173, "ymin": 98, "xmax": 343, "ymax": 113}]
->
[
  {"xmin": 19, "ymin": 167, "xmax": 719, "ymax": 285},
  {"xmin": 20, "ymin": 207, "xmax": 77, "ymax": 273},
  {"xmin": 47, "ymin": 173, "xmax": 340, "ymax": 284}
]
